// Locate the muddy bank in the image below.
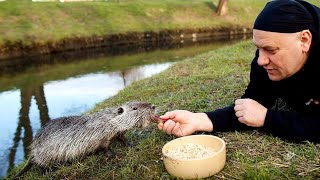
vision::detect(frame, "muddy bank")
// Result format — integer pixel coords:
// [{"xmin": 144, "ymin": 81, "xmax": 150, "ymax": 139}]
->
[{"xmin": 0, "ymin": 27, "xmax": 252, "ymax": 60}]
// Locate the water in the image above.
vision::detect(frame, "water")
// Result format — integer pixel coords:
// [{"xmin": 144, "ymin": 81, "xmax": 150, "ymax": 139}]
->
[{"xmin": 0, "ymin": 35, "xmax": 248, "ymax": 178}]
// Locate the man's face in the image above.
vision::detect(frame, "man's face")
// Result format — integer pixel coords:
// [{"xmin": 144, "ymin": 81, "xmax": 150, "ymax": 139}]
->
[{"xmin": 252, "ymin": 29, "xmax": 308, "ymax": 81}]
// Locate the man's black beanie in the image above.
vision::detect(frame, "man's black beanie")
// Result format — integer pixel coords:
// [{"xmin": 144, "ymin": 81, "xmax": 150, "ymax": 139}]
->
[{"xmin": 253, "ymin": 0, "xmax": 320, "ymax": 44}]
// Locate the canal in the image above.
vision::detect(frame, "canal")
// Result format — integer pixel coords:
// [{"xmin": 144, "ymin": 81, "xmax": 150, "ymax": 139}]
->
[{"xmin": 0, "ymin": 35, "xmax": 249, "ymax": 178}]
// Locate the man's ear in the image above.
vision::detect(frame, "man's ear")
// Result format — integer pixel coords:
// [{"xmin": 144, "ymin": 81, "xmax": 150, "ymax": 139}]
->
[{"xmin": 300, "ymin": 30, "xmax": 312, "ymax": 53}]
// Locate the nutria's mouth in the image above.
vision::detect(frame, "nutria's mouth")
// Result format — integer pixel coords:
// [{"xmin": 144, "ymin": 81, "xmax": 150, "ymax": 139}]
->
[{"xmin": 151, "ymin": 114, "xmax": 161, "ymax": 123}]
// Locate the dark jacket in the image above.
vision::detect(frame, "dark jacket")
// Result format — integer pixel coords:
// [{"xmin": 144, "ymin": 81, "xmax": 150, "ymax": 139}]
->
[
  {"xmin": 205, "ymin": 1, "xmax": 320, "ymax": 143},
  {"xmin": 206, "ymin": 49, "xmax": 320, "ymax": 142}
]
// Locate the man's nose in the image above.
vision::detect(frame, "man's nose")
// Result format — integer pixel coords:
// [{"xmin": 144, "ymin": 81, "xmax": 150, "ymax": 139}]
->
[{"xmin": 257, "ymin": 50, "xmax": 269, "ymax": 66}]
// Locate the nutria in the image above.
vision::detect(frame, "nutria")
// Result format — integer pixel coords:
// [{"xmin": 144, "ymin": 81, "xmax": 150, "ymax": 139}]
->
[{"xmin": 11, "ymin": 101, "xmax": 159, "ymax": 179}]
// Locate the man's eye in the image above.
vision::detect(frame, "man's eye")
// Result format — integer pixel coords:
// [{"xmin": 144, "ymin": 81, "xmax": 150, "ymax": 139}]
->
[{"xmin": 266, "ymin": 49, "xmax": 276, "ymax": 53}]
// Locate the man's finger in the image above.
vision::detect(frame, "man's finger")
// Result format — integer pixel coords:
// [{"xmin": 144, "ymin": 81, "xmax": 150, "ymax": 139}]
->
[
  {"xmin": 172, "ymin": 122, "xmax": 183, "ymax": 137},
  {"xmin": 235, "ymin": 111, "xmax": 243, "ymax": 117},
  {"xmin": 158, "ymin": 122, "xmax": 164, "ymax": 130},
  {"xmin": 235, "ymin": 99, "xmax": 243, "ymax": 105},
  {"xmin": 160, "ymin": 111, "xmax": 176, "ymax": 120},
  {"xmin": 163, "ymin": 120, "xmax": 175, "ymax": 135},
  {"xmin": 234, "ymin": 105, "xmax": 243, "ymax": 112},
  {"xmin": 238, "ymin": 116, "xmax": 245, "ymax": 123}
]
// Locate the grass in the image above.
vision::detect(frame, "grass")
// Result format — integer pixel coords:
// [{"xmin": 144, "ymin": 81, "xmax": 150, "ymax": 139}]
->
[
  {"xmin": 1, "ymin": 0, "xmax": 319, "ymax": 56},
  {"xmin": 0, "ymin": 0, "xmax": 270, "ymax": 46},
  {"xmin": 7, "ymin": 40, "xmax": 320, "ymax": 179}
]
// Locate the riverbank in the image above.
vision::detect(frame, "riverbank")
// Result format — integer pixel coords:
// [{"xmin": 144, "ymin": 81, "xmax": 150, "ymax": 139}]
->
[
  {"xmin": 0, "ymin": 27, "xmax": 251, "ymax": 60},
  {"xmin": 0, "ymin": 0, "xmax": 268, "ymax": 60},
  {"xmin": 1, "ymin": 0, "xmax": 320, "ymax": 60},
  {"xmin": 3, "ymin": 0, "xmax": 320, "ymax": 60},
  {"xmin": 8, "ymin": 40, "xmax": 320, "ymax": 179}
]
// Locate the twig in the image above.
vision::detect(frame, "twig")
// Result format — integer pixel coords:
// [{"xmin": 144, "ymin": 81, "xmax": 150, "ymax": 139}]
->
[
  {"xmin": 298, "ymin": 167, "xmax": 320, "ymax": 176},
  {"xmin": 213, "ymin": 174, "xmax": 226, "ymax": 179},
  {"xmin": 272, "ymin": 162, "xmax": 289, "ymax": 168},
  {"xmin": 222, "ymin": 172, "xmax": 241, "ymax": 180}
]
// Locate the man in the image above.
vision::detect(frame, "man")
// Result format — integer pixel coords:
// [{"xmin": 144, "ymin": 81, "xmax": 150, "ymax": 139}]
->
[{"xmin": 158, "ymin": 0, "xmax": 320, "ymax": 142}]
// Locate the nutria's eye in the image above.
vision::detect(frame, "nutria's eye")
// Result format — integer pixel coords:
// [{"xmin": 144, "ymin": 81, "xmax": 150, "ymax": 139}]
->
[
  {"xmin": 117, "ymin": 107, "xmax": 124, "ymax": 115},
  {"xmin": 133, "ymin": 107, "xmax": 138, "ymax": 110}
]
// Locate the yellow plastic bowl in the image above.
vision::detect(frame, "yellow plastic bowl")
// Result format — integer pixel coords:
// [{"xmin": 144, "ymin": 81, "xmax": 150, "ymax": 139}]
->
[{"xmin": 162, "ymin": 135, "xmax": 226, "ymax": 179}]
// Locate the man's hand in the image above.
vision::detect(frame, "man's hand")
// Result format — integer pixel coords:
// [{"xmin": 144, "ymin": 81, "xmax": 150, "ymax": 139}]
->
[
  {"xmin": 158, "ymin": 110, "xmax": 213, "ymax": 137},
  {"xmin": 234, "ymin": 98, "xmax": 267, "ymax": 127}
]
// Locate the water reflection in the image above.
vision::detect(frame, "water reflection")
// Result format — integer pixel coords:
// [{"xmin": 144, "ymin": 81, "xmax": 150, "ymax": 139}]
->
[
  {"xmin": 0, "ymin": 62, "xmax": 172, "ymax": 177},
  {"xmin": 7, "ymin": 85, "xmax": 49, "ymax": 173},
  {"xmin": 0, "ymin": 35, "xmax": 249, "ymax": 178}
]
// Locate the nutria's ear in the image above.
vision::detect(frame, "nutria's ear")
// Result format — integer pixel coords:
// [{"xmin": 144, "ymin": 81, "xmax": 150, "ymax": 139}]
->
[{"xmin": 117, "ymin": 107, "xmax": 124, "ymax": 115}]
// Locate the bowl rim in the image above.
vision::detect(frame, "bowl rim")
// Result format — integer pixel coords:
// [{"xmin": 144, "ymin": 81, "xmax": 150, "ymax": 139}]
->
[{"xmin": 162, "ymin": 134, "xmax": 226, "ymax": 161}]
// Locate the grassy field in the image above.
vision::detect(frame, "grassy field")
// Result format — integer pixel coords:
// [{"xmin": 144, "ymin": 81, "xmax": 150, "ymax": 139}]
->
[
  {"xmin": 0, "ymin": 0, "xmax": 270, "ymax": 47},
  {"xmin": 1, "ymin": 0, "xmax": 319, "ymax": 57},
  {"xmin": 7, "ymin": 40, "xmax": 320, "ymax": 179}
]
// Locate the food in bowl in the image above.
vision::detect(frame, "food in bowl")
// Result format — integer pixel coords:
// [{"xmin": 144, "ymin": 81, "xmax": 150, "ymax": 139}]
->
[
  {"xmin": 162, "ymin": 135, "xmax": 226, "ymax": 179},
  {"xmin": 165, "ymin": 143, "xmax": 216, "ymax": 160}
]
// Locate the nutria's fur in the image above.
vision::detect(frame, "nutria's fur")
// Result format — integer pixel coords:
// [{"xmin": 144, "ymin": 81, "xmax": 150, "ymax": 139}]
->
[{"xmin": 11, "ymin": 101, "xmax": 158, "ymax": 179}]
